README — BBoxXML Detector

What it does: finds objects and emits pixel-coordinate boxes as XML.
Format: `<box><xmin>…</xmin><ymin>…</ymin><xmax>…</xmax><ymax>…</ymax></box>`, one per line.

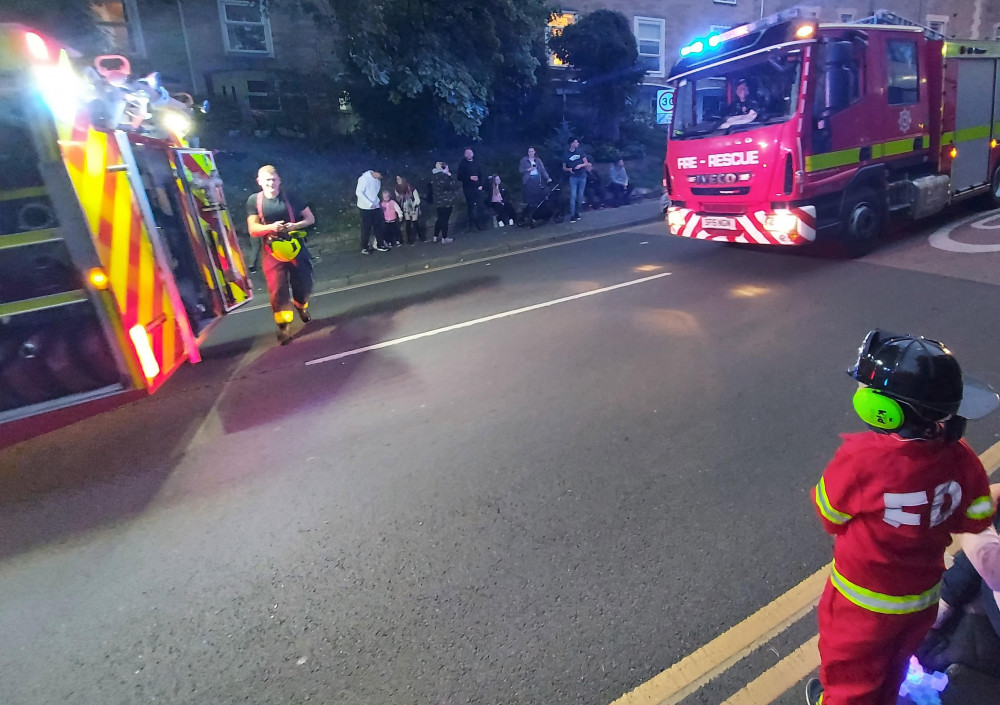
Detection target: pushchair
<box><xmin>517</xmin><ymin>182</ymin><xmax>565</xmax><ymax>228</ymax></box>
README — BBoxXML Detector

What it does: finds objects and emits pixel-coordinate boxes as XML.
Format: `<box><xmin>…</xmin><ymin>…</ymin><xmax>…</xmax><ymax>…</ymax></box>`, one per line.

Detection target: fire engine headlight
<box><xmin>764</xmin><ymin>213</ymin><xmax>798</xmax><ymax>233</ymax></box>
<box><xmin>667</xmin><ymin>209</ymin><xmax>686</xmax><ymax>234</ymax></box>
<box><xmin>161</xmin><ymin>109</ymin><xmax>192</xmax><ymax>137</ymax></box>
<box><xmin>35</xmin><ymin>50</ymin><xmax>84</xmax><ymax>124</ymax></box>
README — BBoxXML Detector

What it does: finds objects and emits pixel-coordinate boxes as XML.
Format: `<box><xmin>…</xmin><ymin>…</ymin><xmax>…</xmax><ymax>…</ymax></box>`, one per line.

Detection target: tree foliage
<box><xmin>0</xmin><ymin>0</ymin><xmax>99</xmax><ymax>48</ymax></box>
<box><xmin>326</xmin><ymin>0</ymin><xmax>550</xmax><ymax>144</ymax></box>
<box><xmin>3</xmin><ymin>0</ymin><xmax>554</xmax><ymax>146</ymax></box>
<box><xmin>548</xmin><ymin>9</ymin><xmax>644</xmax><ymax>142</ymax></box>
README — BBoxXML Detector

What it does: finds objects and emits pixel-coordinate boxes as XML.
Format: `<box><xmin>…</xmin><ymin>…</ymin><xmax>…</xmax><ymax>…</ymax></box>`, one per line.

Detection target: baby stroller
<box><xmin>517</xmin><ymin>182</ymin><xmax>565</xmax><ymax>228</ymax></box>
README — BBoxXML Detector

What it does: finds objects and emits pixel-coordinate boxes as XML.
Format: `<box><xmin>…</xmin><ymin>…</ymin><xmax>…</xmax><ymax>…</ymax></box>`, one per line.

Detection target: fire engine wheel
<box><xmin>841</xmin><ymin>188</ymin><xmax>884</xmax><ymax>258</ymax></box>
<box><xmin>984</xmin><ymin>166</ymin><xmax>1000</xmax><ymax>209</ymax></box>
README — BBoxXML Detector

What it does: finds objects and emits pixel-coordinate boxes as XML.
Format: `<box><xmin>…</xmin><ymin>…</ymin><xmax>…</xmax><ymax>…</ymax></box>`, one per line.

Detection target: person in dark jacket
<box><xmin>456</xmin><ymin>147</ymin><xmax>486</xmax><ymax>231</ymax></box>
<box><xmin>428</xmin><ymin>162</ymin><xmax>460</xmax><ymax>243</ymax></box>
<box><xmin>917</xmin><ymin>486</ymin><xmax>1000</xmax><ymax>680</ymax></box>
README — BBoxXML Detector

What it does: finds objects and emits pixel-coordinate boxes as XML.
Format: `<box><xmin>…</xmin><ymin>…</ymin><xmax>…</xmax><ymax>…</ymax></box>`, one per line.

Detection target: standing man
<box><xmin>357</xmin><ymin>168</ymin><xmax>387</xmax><ymax>254</ymax></box>
<box><xmin>246</xmin><ymin>165</ymin><xmax>315</xmax><ymax>345</ymax></box>
<box><xmin>456</xmin><ymin>147</ymin><xmax>485</xmax><ymax>232</ymax></box>
<box><xmin>562</xmin><ymin>138</ymin><xmax>590</xmax><ymax>223</ymax></box>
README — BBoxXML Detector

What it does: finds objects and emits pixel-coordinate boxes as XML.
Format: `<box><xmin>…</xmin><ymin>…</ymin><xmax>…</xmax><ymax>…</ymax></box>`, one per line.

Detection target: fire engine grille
<box><xmin>700</xmin><ymin>203</ymin><xmax>748</xmax><ymax>215</ymax></box>
<box><xmin>692</xmin><ymin>187</ymin><xmax>751</xmax><ymax>196</ymax></box>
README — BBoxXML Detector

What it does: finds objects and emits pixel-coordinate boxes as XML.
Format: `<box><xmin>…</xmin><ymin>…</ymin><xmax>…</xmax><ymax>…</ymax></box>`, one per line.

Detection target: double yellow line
<box><xmin>611</xmin><ymin>440</ymin><xmax>1000</xmax><ymax>705</ymax></box>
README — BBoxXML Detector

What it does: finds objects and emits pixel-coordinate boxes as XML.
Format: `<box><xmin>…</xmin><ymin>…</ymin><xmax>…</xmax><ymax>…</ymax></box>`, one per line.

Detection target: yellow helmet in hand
<box><xmin>268</xmin><ymin>237</ymin><xmax>301</xmax><ymax>263</ymax></box>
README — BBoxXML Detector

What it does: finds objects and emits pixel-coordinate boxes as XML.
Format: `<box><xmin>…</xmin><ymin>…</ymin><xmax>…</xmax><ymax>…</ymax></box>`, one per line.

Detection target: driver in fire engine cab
<box><xmin>246</xmin><ymin>165</ymin><xmax>316</xmax><ymax>345</ymax></box>
<box><xmin>720</xmin><ymin>78</ymin><xmax>758</xmax><ymax>128</ymax></box>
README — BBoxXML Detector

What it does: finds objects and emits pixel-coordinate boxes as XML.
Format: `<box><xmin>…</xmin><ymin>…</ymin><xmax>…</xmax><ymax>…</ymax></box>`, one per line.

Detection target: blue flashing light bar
<box><xmin>678</xmin><ymin>6</ymin><xmax>818</xmax><ymax>57</ymax></box>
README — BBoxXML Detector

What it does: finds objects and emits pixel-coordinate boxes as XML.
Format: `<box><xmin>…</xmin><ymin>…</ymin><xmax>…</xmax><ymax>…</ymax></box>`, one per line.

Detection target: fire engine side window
<box><xmin>886</xmin><ymin>40</ymin><xmax>919</xmax><ymax>105</ymax></box>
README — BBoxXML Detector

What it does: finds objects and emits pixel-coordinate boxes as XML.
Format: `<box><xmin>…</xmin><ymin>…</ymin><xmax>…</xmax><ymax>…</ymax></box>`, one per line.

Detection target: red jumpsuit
<box><xmin>812</xmin><ymin>432</ymin><xmax>995</xmax><ymax>705</ymax></box>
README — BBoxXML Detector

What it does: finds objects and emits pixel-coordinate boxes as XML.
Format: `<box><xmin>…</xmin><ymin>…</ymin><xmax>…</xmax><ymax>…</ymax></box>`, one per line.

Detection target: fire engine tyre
<box><xmin>983</xmin><ymin>166</ymin><xmax>1000</xmax><ymax>210</ymax></box>
<box><xmin>841</xmin><ymin>188</ymin><xmax>885</xmax><ymax>258</ymax></box>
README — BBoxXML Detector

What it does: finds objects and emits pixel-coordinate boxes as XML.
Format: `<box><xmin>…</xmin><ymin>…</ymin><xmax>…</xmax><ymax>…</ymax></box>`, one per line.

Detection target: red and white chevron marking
<box><xmin>667</xmin><ymin>206</ymin><xmax>817</xmax><ymax>246</ymax></box>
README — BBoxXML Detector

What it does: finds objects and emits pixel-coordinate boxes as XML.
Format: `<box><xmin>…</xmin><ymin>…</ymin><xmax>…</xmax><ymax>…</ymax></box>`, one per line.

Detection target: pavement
<box><xmin>282</xmin><ymin>197</ymin><xmax>666</xmax><ymax>289</ymax></box>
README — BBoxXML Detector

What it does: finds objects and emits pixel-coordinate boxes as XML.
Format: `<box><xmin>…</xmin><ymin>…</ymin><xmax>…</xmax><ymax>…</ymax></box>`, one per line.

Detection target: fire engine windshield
<box><xmin>670</xmin><ymin>50</ymin><xmax>802</xmax><ymax>140</ymax></box>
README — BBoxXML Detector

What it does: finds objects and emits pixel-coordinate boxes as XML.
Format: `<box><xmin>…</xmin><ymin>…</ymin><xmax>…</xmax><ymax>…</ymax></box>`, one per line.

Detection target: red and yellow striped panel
<box><xmin>59</xmin><ymin>123</ymin><xmax>187</xmax><ymax>391</ymax></box>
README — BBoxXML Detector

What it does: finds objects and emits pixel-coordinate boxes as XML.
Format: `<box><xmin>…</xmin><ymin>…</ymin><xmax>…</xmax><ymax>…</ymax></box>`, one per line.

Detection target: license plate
<box><xmin>702</xmin><ymin>216</ymin><xmax>736</xmax><ymax>230</ymax></box>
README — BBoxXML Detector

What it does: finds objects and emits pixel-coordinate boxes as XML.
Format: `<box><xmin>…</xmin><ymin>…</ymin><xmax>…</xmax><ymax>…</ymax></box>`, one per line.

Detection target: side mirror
<box><xmin>822</xmin><ymin>68</ymin><xmax>851</xmax><ymax>115</ymax></box>
<box><xmin>821</xmin><ymin>42</ymin><xmax>854</xmax><ymax>116</ymax></box>
<box><xmin>201</xmin><ymin>100</ymin><xmax>210</xmax><ymax>114</ymax></box>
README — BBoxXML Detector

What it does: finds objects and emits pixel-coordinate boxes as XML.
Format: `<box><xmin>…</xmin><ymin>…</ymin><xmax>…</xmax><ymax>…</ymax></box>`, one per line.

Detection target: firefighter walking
<box><xmin>246</xmin><ymin>165</ymin><xmax>315</xmax><ymax>344</ymax></box>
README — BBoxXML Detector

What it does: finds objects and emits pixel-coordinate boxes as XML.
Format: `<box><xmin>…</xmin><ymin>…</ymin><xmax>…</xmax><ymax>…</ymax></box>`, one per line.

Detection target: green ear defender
<box><xmin>853</xmin><ymin>387</ymin><xmax>905</xmax><ymax>430</ymax></box>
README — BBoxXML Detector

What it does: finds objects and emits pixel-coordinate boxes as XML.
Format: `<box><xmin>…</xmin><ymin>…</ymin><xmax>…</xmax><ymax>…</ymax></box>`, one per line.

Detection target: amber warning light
<box><xmin>88</xmin><ymin>268</ymin><xmax>110</xmax><ymax>290</ymax></box>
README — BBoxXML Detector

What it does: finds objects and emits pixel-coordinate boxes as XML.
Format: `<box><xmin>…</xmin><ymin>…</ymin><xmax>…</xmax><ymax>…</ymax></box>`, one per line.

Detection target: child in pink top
<box><xmin>380</xmin><ymin>190</ymin><xmax>403</xmax><ymax>248</ymax></box>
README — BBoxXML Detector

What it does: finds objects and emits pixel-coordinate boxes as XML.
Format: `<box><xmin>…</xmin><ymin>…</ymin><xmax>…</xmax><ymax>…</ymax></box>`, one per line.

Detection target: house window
<box><xmin>91</xmin><ymin>0</ymin><xmax>146</xmax><ymax>57</ymax></box>
<box><xmin>926</xmin><ymin>15</ymin><xmax>948</xmax><ymax>36</ymax></box>
<box><xmin>886</xmin><ymin>40</ymin><xmax>918</xmax><ymax>105</ymax></box>
<box><xmin>713</xmin><ymin>0</ymin><xmax>737</xmax><ymax>5</ymax></box>
<box><xmin>635</xmin><ymin>17</ymin><xmax>665</xmax><ymax>77</ymax></box>
<box><xmin>995</xmin><ymin>24</ymin><xmax>1000</xmax><ymax>41</ymax></box>
<box><xmin>219</xmin><ymin>0</ymin><xmax>273</xmax><ymax>55</ymax></box>
<box><xmin>547</xmin><ymin>12</ymin><xmax>575</xmax><ymax>67</ymax></box>
<box><xmin>838</xmin><ymin>9</ymin><xmax>856</xmax><ymax>23</ymax></box>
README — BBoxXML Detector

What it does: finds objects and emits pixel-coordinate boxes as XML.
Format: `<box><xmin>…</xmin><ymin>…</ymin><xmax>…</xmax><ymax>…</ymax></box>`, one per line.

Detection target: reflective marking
<box><xmin>0</xmin><ymin>290</ymin><xmax>88</xmax><ymax>317</ymax></box>
<box><xmin>719</xmin><ymin>635</ymin><xmax>820</xmax><ymax>705</ymax></box>
<box><xmin>305</xmin><ymin>273</ymin><xmax>672</xmax><ymax>367</ymax></box>
<box><xmin>609</xmin><ymin>568</ymin><xmax>829</xmax><ymax>705</ymax></box>
<box><xmin>235</xmin><ymin>221</ymin><xmax>660</xmax><ymax>314</ymax></box>
<box><xmin>928</xmin><ymin>210</ymin><xmax>1000</xmax><ymax>253</ymax></box>
<box><xmin>609</xmin><ymin>440</ymin><xmax>1000</xmax><ymax>705</ymax></box>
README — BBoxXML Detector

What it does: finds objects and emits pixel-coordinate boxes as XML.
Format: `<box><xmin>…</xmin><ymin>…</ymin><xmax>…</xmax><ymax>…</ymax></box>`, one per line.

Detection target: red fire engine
<box><xmin>664</xmin><ymin>10</ymin><xmax>1000</xmax><ymax>254</ymax></box>
<box><xmin>0</xmin><ymin>25</ymin><xmax>252</xmax><ymax>440</ymax></box>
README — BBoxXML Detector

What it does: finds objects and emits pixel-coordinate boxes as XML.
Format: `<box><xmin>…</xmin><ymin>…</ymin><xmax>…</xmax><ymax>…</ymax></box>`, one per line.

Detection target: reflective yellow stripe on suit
<box><xmin>831</xmin><ymin>562</ymin><xmax>940</xmax><ymax>615</ymax></box>
<box><xmin>814</xmin><ymin>477</ymin><xmax>852</xmax><ymax>525</ymax></box>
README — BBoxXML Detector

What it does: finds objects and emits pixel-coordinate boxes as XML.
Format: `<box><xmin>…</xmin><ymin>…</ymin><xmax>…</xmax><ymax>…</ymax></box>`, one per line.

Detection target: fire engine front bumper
<box><xmin>666</xmin><ymin>206</ymin><xmax>817</xmax><ymax>246</ymax></box>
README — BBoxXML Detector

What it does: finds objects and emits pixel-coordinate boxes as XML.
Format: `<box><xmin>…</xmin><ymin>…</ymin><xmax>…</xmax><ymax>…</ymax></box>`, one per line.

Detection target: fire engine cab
<box><xmin>664</xmin><ymin>10</ymin><xmax>1000</xmax><ymax>254</ymax></box>
<box><xmin>0</xmin><ymin>25</ymin><xmax>252</xmax><ymax>434</ymax></box>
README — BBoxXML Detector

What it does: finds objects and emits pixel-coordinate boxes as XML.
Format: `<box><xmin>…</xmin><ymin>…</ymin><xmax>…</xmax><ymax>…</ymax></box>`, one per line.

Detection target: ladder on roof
<box><xmin>851</xmin><ymin>9</ymin><xmax>945</xmax><ymax>40</ymax></box>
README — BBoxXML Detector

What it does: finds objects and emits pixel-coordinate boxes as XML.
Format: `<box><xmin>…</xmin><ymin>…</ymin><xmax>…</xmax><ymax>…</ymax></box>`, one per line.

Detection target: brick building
<box><xmin>55</xmin><ymin>0</ymin><xmax>346</xmax><ymax>135</ymax></box>
<box><xmin>18</xmin><ymin>1</ymin><xmax>1000</xmax><ymax>134</ymax></box>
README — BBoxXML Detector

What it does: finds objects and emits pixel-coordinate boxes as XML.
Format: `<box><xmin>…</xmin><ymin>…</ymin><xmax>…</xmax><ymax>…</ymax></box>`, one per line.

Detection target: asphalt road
<box><xmin>2</xmin><ymin>209</ymin><xmax>1000</xmax><ymax>705</ymax></box>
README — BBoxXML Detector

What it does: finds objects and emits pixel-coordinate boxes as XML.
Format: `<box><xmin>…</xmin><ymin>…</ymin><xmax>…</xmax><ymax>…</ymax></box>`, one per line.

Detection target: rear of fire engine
<box><xmin>664</xmin><ymin>10</ymin><xmax>1000</xmax><ymax>255</ymax></box>
<box><xmin>0</xmin><ymin>25</ymin><xmax>252</xmax><ymax>437</ymax></box>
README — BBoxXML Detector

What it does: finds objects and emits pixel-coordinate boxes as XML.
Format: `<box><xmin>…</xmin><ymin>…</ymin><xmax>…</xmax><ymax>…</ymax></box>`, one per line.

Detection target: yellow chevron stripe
<box><xmin>109</xmin><ymin>171</ymin><xmax>132</xmax><ymax>315</ymax></box>
<box><xmin>82</xmin><ymin>131</ymin><xmax>107</xmax><ymax>234</ymax></box>
<box><xmin>162</xmin><ymin>292</ymin><xmax>176</xmax><ymax>368</ymax></box>
<box><xmin>138</xmin><ymin>230</ymin><xmax>155</xmax><ymax>330</ymax></box>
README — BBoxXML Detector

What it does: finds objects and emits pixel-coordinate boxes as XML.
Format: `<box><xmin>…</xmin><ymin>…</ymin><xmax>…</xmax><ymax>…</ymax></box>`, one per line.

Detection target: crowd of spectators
<box><xmin>352</xmin><ymin>140</ymin><xmax>637</xmax><ymax>255</ymax></box>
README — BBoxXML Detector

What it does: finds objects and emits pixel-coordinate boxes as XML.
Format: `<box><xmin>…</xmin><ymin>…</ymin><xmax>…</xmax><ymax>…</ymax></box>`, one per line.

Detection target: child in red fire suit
<box><xmin>806</xmin><ymin>329</ymin><xmax>999</xmax><ymax>705</ymax></box>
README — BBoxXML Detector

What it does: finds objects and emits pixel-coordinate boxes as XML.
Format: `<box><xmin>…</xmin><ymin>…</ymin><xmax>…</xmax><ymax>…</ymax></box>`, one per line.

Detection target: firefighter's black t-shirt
<box><xmin>245</xmin><ymin>191</ymin><xmax>309</xmax><ymax>228</ymax></box>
